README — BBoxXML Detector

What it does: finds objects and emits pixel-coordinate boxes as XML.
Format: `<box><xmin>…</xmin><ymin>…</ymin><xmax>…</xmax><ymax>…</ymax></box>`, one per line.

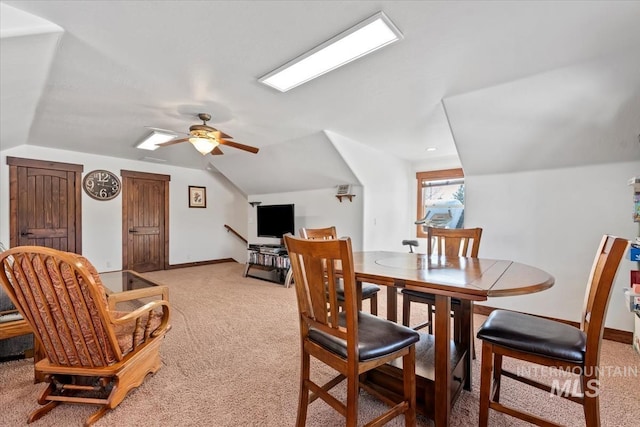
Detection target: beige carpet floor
<box><xmin>1</xmin><ymin>262</ymin><xmax>639</xmax><ymax>426</ymax></box>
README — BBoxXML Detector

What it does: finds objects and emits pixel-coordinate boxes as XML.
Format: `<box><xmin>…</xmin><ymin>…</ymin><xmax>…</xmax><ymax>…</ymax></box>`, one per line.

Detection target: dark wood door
<box><xmin>7</xmin><ymin>157</ymin><xmax>83</xmax><ymax>252</ymax></box>
<box><xmin>121</xmin><ymin>170</ymin><xmax>170</xmax><ymax>272</ymax></box>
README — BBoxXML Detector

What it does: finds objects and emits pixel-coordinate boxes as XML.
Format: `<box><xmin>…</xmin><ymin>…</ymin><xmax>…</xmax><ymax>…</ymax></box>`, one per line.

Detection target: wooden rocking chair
<box><xmin>0</xmin><ymin>246</ymin><xmax>171</xmax><ymax>426</ymax></box>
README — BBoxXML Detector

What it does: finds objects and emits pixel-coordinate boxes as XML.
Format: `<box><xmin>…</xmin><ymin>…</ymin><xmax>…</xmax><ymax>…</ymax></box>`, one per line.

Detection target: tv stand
<box><xmin>244</xmin><ymin>244</ymin><xmax>290</xmax><ymax>285</ymax></box>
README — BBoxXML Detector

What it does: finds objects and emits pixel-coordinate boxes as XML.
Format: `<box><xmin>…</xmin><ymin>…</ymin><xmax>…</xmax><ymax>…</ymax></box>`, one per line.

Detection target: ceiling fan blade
<box><xmin>210</xmin><ymin>146</ymin><xmax>224</xmax><ymax>155</ymax></box>
<box><xmin>156</xmin><ymin>137</ymin><xmax>190</xmax><ymax>147</ymax></box>
<box><xmin>218</xmin><ymin>138</ymin><xmax>259</xmax><ymax>154</ymax></box>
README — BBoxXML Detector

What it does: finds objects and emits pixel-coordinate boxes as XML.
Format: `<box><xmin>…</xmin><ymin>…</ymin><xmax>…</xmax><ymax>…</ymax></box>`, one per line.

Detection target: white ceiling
<box><xmin>1</xmin><ymin>1</ymin><xmax>639</xmax><ymax>195</ymax></box>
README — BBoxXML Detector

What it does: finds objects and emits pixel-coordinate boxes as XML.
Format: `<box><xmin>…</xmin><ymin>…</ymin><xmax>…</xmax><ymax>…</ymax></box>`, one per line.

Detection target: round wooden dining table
<box><xmin>350</xmin><ymin>251</ymin><xmax>554</xmax><ymax>427</ymax></box>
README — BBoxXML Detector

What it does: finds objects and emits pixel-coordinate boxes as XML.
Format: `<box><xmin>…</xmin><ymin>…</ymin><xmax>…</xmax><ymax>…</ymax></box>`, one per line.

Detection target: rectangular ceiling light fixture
<box><xmin>259</xmin><ymin>11</ymin><xmax>403</xmax><ymax>92</ymax></box>
<box><xmin>136</xmin><ymin>129</ymin><xmax>177</xmax><ymax>150</ymax></box>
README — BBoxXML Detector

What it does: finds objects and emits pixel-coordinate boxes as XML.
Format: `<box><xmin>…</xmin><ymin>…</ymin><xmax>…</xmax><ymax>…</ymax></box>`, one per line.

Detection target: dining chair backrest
<box><xmin>427</xmin><ymin>227</ymin><xmax>483</xmax><ymax>258</ymax></box>
<box><xmin>285</xmin><ymin>235</ymin><xmax>359</xmax><ymax>355</ymax></box>
<box><xmin>298</xmin><ymin>226</ymin><xmax>380</xmax><ymax>316</ymax></box>
<box><xmin>299</xmin><ymin>226</ymin><xmax>337</xmax><ymax>240</ymax></box>
<box><xmin>581</xmin><ymin>235</ymin><xmax>629</xmax><ymax>367</ymax></box>
<box><xmin>298</xmin><ymin>227</ymin><xmax>337</xmax><ymax>274</ymax></box>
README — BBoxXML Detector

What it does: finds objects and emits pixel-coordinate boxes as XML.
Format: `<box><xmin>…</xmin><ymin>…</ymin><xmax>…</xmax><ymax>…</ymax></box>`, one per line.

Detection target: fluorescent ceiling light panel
<box><xmin>259</xmin><ymin>11</ymin><xmax>403</xmax><ymax>92</ymax></box>
<box><xmin>136</xmin><ymin>130</ymin><xmax>177</xmax><ymax>151</ymax></box>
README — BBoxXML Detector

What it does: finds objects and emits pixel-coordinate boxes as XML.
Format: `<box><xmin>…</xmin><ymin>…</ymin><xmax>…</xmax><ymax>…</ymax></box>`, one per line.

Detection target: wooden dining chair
<box><xmin>299</xmin><ymin>226</ymin><xmax>381</xmax><ymax>315</ymax></box>
<box><xmin>0</xmin><ymin>246</ymin><xmax>171</xmax><ymax>426</ymax></box>
<box><xmin>477</xmin><ymin>235</ymin><xmax>628</xmax><ymax>427</ymax></box>
<box><xmin>284</xmin><ymin>234</ymin><xmax>419</xmax><ymax>426</ymax></box>
<box><xmin>401</xmin><ymin>227</ymin><xmax>483</xmax><ymax>333</ymax></box>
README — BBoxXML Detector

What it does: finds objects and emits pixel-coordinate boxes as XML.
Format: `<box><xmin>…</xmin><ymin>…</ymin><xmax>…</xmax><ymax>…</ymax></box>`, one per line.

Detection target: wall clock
<box><xmin>83</xmin><ymin>169</ymin><xmax>121</xmax><ymax>201</ymax></box>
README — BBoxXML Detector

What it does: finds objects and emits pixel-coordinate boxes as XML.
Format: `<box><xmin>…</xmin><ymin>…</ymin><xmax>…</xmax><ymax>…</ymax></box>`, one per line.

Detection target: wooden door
<box><xmin>121</xmin><ymin>170</ymin><xmax>170</xmax><ymax>272</ymax></box>
<box><xmin>7</xmin><ymin>157</ymin><xmax>83</xmax><ymax>252</ymax></box>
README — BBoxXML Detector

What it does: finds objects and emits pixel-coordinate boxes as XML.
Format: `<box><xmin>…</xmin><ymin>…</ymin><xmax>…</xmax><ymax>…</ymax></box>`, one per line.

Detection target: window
<box><xmin>415</xmin><ymin>168</ymin><xmax>464</xmax><ymax>237</ymax></box>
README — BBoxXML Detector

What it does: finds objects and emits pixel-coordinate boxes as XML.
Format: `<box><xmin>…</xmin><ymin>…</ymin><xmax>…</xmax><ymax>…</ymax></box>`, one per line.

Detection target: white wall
<box><xmin>247</xmin><ymin>187</ymin><xmax>364</xmax><ymax>251</ymax></box>
<box><xmin>466</xmin><ymin>161</ymin><xmax>639</xmax><ymax>331</ymax></box>
<box><xmin>0</xmin><ymin>145</ymin><xmax>248</xmax><ymax>271</ymax></box>
<box><xmin>327</xmin><ymin>131</ymin><xmax>415</xmax><ymax>252</ymax></box>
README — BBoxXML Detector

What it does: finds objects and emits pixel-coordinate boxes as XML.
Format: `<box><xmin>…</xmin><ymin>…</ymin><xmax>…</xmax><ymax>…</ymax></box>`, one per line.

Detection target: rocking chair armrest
<box><xmin>0</xmin><ymin>317</ymin><xmax>32</xmax><ymax>339</ymax></box>
<box><xmin>107</xmin><ymin>285</ymin><xmax>169</xmax><ymax>310</ymax></box>
<box><xmin>109</xmin><ymin>300</ymin><xmax>171</xmax><ymax>335</ymax></box>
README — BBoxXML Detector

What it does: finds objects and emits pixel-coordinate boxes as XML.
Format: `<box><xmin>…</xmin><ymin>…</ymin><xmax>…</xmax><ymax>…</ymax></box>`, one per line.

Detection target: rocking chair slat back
<box><xmin>1</xmin><ymin>248</ymin><xmax>120</xmax><ymax>367</ymax></box>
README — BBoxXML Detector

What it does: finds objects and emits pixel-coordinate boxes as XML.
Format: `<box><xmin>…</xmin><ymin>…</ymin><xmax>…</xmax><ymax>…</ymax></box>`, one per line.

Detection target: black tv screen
<box><xmin>257</xmin><ymin>204</ymin><xmax>295</xmax><ymax>238</ymax></box>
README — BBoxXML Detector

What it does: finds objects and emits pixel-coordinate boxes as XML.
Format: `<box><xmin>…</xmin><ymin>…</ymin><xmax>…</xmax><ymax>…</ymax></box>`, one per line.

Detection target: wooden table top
<box><xmin>352</xmin><ymin>251</ymin><xmax>554</xmax><ymax>301</ymax></box>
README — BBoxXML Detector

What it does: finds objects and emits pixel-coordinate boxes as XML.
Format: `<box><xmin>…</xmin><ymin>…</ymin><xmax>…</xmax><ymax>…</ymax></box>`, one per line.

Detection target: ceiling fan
<box><xmin>156</xmin><ymin>113</ymin><xmax>259</xmax><ymax>156</ymax></box>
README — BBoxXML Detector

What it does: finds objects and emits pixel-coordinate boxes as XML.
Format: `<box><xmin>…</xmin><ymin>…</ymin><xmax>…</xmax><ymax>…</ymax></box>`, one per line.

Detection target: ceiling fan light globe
<box><xmin>189</xmin><ymin>137</ymin><xmax>218</xmax><ymax>155</ymax></box>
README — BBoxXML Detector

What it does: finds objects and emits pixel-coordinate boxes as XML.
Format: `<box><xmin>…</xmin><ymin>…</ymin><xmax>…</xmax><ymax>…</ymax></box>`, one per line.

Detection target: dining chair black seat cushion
<box><xmin>400</xmin><ymin>289</ymin><xmax>462</xmax><ymax>305</ymax></box>
<box><xmin>309</xmin><ymin>311</ymin><xmax>420</xmax><ymax>361</ymax></box>
<box><xmin>477</xmin><ymin>310</ymin><xmax>586</xmax><ymax>364</ymax></box>
<box><xmin>336</xmin><ymin>283</ymin><xmax>380</xmax><ymax>301</ymax></box>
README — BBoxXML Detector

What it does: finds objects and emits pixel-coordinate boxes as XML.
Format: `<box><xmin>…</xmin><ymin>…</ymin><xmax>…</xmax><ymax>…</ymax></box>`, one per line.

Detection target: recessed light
<box><xmin>426</xmin><ymin>147</ymin><xmax>437</xmax><ymax>152</ymax></box>
<box><xmin>259</xmin><ymin>11</ymin><xmax>403</xmax><ymax>92</ymax></box>
<box><xmin>136</xmin><ymin>130</ymin><xmax>177</xmax><ymax>151</ymax></box>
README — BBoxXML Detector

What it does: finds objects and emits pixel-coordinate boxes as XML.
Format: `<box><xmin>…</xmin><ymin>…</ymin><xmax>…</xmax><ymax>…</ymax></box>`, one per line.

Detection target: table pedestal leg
<box><xmin>456</xmin><ymin>299</ymin><xmax>473</xmax><ymax>391</ymax></box>
<box><xmin>386</xmin><ymin>286</ymin><xmax>397</xmax><ymax>322</ymax></box>
<box><xmin>434</xmin><ymin>294</ymin><xmax>451</xmax><ymax>427</ymax></box>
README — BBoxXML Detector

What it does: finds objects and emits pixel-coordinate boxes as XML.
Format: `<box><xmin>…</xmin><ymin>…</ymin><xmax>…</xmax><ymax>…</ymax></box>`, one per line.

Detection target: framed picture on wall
<box><xmin>189</xmin><ymin>186</ymin><xmax>206</xmax><ymax>208</ymax></box>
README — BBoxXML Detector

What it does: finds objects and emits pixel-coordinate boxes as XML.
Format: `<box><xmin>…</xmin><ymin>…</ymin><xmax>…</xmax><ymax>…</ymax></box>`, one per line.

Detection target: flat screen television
<box><xmin>256</xmin><ymin>204</ymin><xmax>295</xmax><ymax>238</ymax></box>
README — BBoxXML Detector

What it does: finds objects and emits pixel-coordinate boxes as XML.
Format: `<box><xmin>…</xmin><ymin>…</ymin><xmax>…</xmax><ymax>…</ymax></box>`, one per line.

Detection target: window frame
<box><xmin>415</xmin><ymin>168</ymin><xmax>464</xmax><ymax>238</ymax></box>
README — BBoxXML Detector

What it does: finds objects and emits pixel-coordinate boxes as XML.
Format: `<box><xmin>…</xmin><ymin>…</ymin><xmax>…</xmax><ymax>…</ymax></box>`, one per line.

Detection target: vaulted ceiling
<box><xmin>1</xmin><ymin>1</ymin><xmax>639</xmax><ymax>195</ymax></box>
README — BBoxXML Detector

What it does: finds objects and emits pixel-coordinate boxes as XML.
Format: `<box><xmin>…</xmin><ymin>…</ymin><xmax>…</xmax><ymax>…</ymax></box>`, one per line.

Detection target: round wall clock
<box><xmin>83</xmin><ymin>169</ymin><xmax>121</xmax><ymax>201</ymax></box>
